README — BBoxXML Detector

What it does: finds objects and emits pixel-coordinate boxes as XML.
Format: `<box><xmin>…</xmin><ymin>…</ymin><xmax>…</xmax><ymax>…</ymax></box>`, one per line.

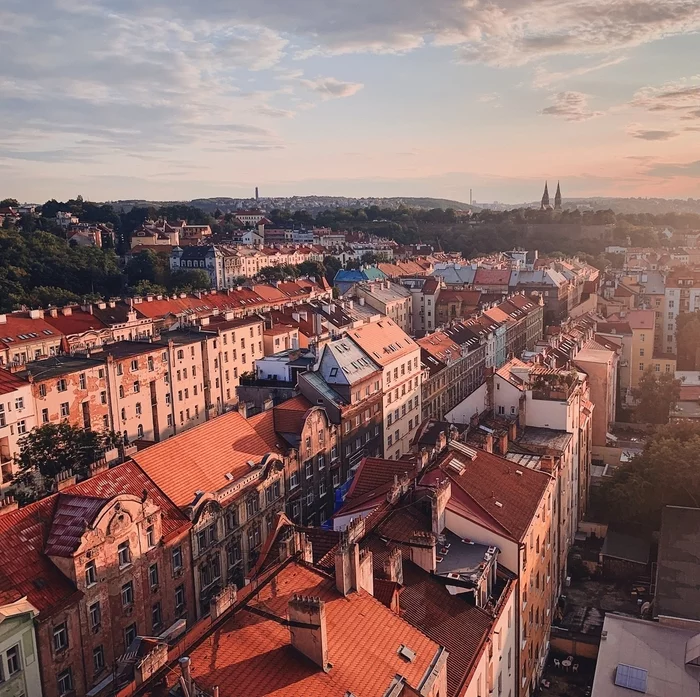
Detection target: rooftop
<box><xmin>591</xmin><ymin>614</ymin><xmax>700</xmax><ymax>697</ymax></box>
<box><xmin>656</xmin><ymin>506</ymin><xmax>700</xmax><ymax>623</ymax></box>
<box><xmin>0</xmin><ymin>368</ymin><xmax>30</xmax><ymax>395</ymax></box>
<box><xmin>17</xmin><ymin>355</ymin><xmax>106</xmax><ymax>381</ymax></box>
<box><xmin>161</xmin><ymin>561</ymin><xmax>442</xmax><ymax>697</ymax></box>
<box><xmin>346</xmin><ymin>318</ymin><xmax>417</xmax><ymax>368</ymax></box>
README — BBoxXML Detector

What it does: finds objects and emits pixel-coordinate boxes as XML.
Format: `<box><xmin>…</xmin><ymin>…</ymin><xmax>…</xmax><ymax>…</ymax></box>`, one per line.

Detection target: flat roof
<box><xmin>591</xmin><ymin>614</ymin><xmax>700</xmax><ymax>697</ymax></box>
<box><xmin>18</xmin><ymin>355</ymin><xmax>106</xmax><ymax>380</ymax></box>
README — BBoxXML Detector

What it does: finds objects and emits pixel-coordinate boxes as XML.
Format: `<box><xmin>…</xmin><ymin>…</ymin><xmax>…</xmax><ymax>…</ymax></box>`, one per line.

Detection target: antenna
<box><xmin>469</xmin><ymin>189</ymin><xmax>473</xmax><ymax>206</ymax></box>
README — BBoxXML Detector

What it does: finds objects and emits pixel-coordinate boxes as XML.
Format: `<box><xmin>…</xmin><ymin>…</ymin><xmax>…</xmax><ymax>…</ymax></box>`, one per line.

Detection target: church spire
<box><xmin>541</xmin><ymin>181</ymin><xmax>550</xmax><ymax>210</ymax></box>
<box><xmin>554</xmin><ymin>181</ymin><xmax>562</xmax><ymax>210</ymax></box>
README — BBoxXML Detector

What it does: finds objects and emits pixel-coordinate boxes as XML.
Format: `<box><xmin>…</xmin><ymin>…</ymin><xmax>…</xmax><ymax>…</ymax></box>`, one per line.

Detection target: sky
<box><xmin>1</xmin><ymin>0</ymin><xmax>700</xmax><ymax>204</ymax></box>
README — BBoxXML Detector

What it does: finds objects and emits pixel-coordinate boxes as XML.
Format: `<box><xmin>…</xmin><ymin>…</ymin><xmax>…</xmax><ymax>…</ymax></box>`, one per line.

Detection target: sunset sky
<box><xmin>2</xmin><ymin>0</ymin><xmax>700</xmax><ymax>204</ymax></box>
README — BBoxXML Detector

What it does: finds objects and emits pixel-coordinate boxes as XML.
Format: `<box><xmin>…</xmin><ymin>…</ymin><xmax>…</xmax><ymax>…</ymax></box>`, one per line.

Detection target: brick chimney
<box><xmin>430</xmin><ymin>479</ymin><xmax>452</xmax><ymax>536</ymax></box>
<box><xmin>0</xmin><ymin>496</ymin><xmax>19</xmax><ymax>516</ymax></box>
<box><xmin>540</xmin><ymin>455</ymin><xmax>556</xmax><ymax>473</ymax></box>
<box><xmin>409</xmin><ymin>532</ymin><xmax>437</xmax><ymax>573</ymax></box>
<box><xmin>346</xmin><ymin>515</ymin><xmax>366</xmax><ymax>545</ymax></box>
<box><xmin>56</xmin><ymin>469</ymin><xmax>77</xmax><ymax>491</ymax></box>
<box><xmin>210</xmin><ymin>585</ymin><xmax>237</xmax><ymax>620</ymax></box>
<box><xmin>509</xmin><ymin>419</ymin><xmax>518</xmax><ymax>443</ymax></box>
<box><xmin>484</xmin><ymin>432</ymin><xmax>494</xmax><ymax>453</ymax></box>
<box><xmin>382</xmin><ymin>546</ymin><xmax>403</xmax><ymax>585</ymax></box>
<box><xmin>498</xmin><ymin>432</ymin><xmax>509</xmax><ymax>456</ymax></box>
<box><xmin>288</xmin><ymin>595</ymin><xmax>329</xmax><ymax>671</ymax></box>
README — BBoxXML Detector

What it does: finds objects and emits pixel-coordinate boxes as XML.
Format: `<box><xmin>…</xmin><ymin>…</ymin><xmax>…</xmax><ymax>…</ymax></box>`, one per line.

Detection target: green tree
<box><xmin>322</xmin><ymin>256</ymin><xmax>342</xmax><ymax>284</ymax></box>
<box><xmin>10</xmin><ymin>424</ymin><xmax>121</xmax><ymax>505</ymax></box>
<box><xmin>298</xmin><ymin>260</ymin><xmax>326</xmax><ymax>279</ymax></box>
<box><xmin>601</xmin><ymin>422</ymin><xmax>700</xmax><ymax>529</ymax></box>
<box><xmin>169</xmin><ymin>269</ymin><xmax>211</xmax><ymax>293</ymax></box>
<box><xmin>632</xmin><ymin>367</ymin><xmax>681</xmax><ymax>424</ymax></box>
<box><xmin>0</xmin><ymin>198</ymin><xmax>19</xmax><ymax>208</ymax></box>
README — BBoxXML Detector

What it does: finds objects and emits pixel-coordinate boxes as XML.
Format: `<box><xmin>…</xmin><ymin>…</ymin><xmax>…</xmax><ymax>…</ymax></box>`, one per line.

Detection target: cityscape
<box><xmin>2</xmin><ymin>0</ymin><xmax>700</xmax><ymax>695</ymax></box>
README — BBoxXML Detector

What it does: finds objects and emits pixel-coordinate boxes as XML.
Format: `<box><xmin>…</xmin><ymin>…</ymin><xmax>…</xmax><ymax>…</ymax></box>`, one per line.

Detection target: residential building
<box><xmin>0</xmin><ymin>311</ymin><xmax>63</xmax><ymax>367</ymax></box>
<box><xmin>591</xmin><ymin>614</ymin><xmax>700</xmax><ymax>697</ymax></box>
<box><xmin>249</xmin><ymin>396</ymin><xmax>339</xmax><ymax>527</ymax></box>
<box><xmin>333</xmin><ymin>267</ymin><xmax>386</xmax><ymax>294</ymax></box>
<box><xmin>170</xmin><ymin>246</ymin><xmax>222</xmax><ymax>289</ymax></box>
<box><xmin>434</xmin><ymin>288</ymin><xmax>481</xmax><ymax>327</ymax></box>
<box><xmin>346</xmin><ymin>318</ymin><xmax>422</xmax><ymax>459</ymax></box>
<box><xmin>0</xmin><ymin>460</ymin><xmax>195</xmax><ymax>697</ymax></box>
<box><xmin>347</xmin><ymin>281</ymin><xmax>413</xmax><ymax>333</ymax></box>
<box><xmin>234</xmin><ymin>209</ymin><xmax>266</xmax><ymax>226</ymax></box>
<box><xmin>398</xmin><ymin>276</ymin><xmax>443</xmax><ymax>333</ymax></box>
<box><xmin>298</xmin><ymin>337</ymin><xmax>383</xmax><ymax>483</ymax></box>
<box><xmin>262</xmin><ymin>322</ymin><xmax>299</xmax><ymax>355</ymax></box>
<box><xmin>197</xmin><ymin>315</ymin><xmax>264</xmax><ymax>415</ymax></box>
<box><xmin>0</xmin><ymin>370</ymin><xmax>36</xmax><ymax>487</ymax></box>
<box><xmin>663</xmin><ymin>269</ymin><xmax>700</xmax><ymax>355</ymax></box>
<box><xmin>512</xmin><ymin>268</ymin><xmax>569</xmax><ymax>326</ymax></box>
<box><xmin>422</xmin><ymin>442</ymin><xmax>556</xmax><ymax>697</ymax></box>
<box><xmin>0</xmin><ymin>597</ymin><xmax>42</xmax><ymax>697</ymax></box>
<box><xmin>131</xmin><ymin>410</ymin><xmax>288</xmax><ymax>617</ymax></box>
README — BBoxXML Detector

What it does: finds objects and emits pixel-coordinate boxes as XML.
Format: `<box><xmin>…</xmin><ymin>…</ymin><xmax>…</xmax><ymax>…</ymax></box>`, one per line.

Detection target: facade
<box><xmin>398</xmin><ymin>276</ymin><xmax>442</xmax><ymax>333</ymax></box>
<box><xmin>423</xmin><ymin>442</ymin><xmax>556</xmax><ymax>697</ymax></box>
<box><xmin>663</xmin><ymin>270</ymin><xmax>700</xmax><ymax>355</ymax></box>
<box><xmin>434</xmin><ymin>289</ymin><xmax>481</xmax><ymax>326</ymax></box>
<box><xmin>0</xmin><ymin>597</ymin><xmax>42</xmax><ymax>697</ymax></box>
<box><xmin>298</xmin><ymin>337</ymin><xmax>384</xmax><ymax>481</ymax></box>
<box><xmin>0</xmin><ymin>371</ymin><xmax>36</xmax><ymax>488</ymax></box>
<box><xmin>131</xmin><ymin>410</ymin><xmax>289</xmax><ymax>617</ymax></box>
<box><xmin>0</xmin><ymin>311</ymin><xmax>63</xmax><ymax>367</ymax></box>
<box><xmin>0</xmin><ymin>461</ymin><xmax>195</xmax><ymax>697</ymax></box>
<box><xmin>346</xmin><ymin>318</ymin><xmax>422</xmax><ymax>459</ymax></box>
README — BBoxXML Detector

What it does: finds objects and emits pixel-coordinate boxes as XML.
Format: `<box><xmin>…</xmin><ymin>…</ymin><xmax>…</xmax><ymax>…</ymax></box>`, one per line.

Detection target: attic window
<box><xmin>398</xmin><ymin>644</ymin><xmax>416</xmax><ymax>663</ymax></box>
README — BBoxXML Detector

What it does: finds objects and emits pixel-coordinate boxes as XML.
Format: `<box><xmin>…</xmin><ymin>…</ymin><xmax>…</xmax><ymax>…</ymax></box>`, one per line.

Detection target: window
<box><xmin>57</xmin><ymin>378</ymin><xmax>67</xmax><ymax>392</ymax></box>
<box><xmin>42</xmin><ymin>407</ymin><xmax>49</xmax><ymax>424</ymax></box>
<box><xmin>122</xmin><ymin>581</ymin><xmax>134</xmax><ymax>606</ymax></box>
<box><xmin>58</xmin><ymin>668</ymin><xmax>73</xmax><ymax>695</ymax></box>
<box><xmin>290</xmin><ymin>469</ymin><xmax>299</xmax><ymax>489</ymax></box>
<box><xmin>343</xmin><ymin>421</ymin><xmax>350</xmax><ymax>434</ymax></box>
<box><xmin>152</xmin><ymin>602</ymin><xmax>162</xmax><ymax>628</ymax></box>
<box><xmin>89</xmin><ymin>601</ymin><xmax>101</xmax><ymax>628</ymax></box>
<box><xmin>93</xmin><ymin>645</ymin><xmax>105</xmax><ymax>673</ymax></box>
<box><xmin>175</xmin><ymin>584</ymin><xmax>185</xmax><ymax>610</ymax></box>
<box><xmin>177</xmin><ymin>349</ymin><xmax>184</xmax><ymax>360</ymax></box>
<box><xmin>388</xmin><ymin>434</ymin><xmax>393</xmax><ymax>447</ymax></box>
<box><xmin>6</xmin><ymin>644</ymin><xmax>20</xmax><ymax>675</ymax></box>
<box><xmin>130</xmin><ymin>359</ymin><xmax>139</xmax><ymax>371</ymax></box>
<box><xmin>149</xmin><ymin>563</ymin><xmax>159</xmax><ymax>588</ymax></box>
<box><xmin>639</xmin><ymin>348</ymin><xmax>645</xmax><ymax>357</ymax></box>
<box><xmin>305</xmin><ymin>461</ymin><xmax>313</xmax><ymax>479</ymax></box>
<box><xmin>148</xmin><ymin>356</ymin><xmax>154</xmax><ymax>371</ymax></box>
<box><xmin>137</xmin><ymin>424</ymin><xmax>144</xmax><ymax>438</ymax></box>
<box><xmin>172</xmin><ymin>546</ymin><xmax>183</xmax><ymax>572</ymax></box>
<box><xmin>38</xmin><ymin>383</ymin><xmax>47</xmax><ymax>397</ymax></box>
<box><xmin>53</xmin><ymin>622</ymin><xmax>68</xmax><ymax>651</ymax></box>
<box><xmin>124</xmin><ymin>623</ymin><xmax>137</xmax><ymax>647</ymax></box>
<box><xmin>319</xmin><ymin>480</ymin><xmax>326</xmax><ymax>497</ymax></box>
<box><xmin>118</xmin><ymin>541</ymin><xmax>131</xmax><ymax>567</ymax></box>
<box><xmin>639</xmin><ymin>362</ymin><xmax>644</xmax><ymax>372</ymax></box>
<box><xmin>60</xmin><ymin>402</ymin><xmax>69</xmax><ymax>418</ymax></box>
<box><xmin>133</xmin><ymin>381</ymin><xmax>140</xmax><ymax>393</ymax></box>
<box><xmin>119</xmin><ymin>385</ymin><xmax>125</xmax><ymax>399</ymax></box>
<box><xmin>306</xmin><ymin>490</ymin><xmax>314</xmax><ymax>506</ymax></box>
<box><xmin>85</xmin><ymin>560</ymin><xmax>97</xmax><ymax>586</ymax></box>
<box><xmin>135</xmin><ymin>402</ymin><xmax>142</xmax><ymax>416</ymax></box>
<box><xmin>318</xmin><ymin>455</ymin><xmax>325</xmax><ymax>469</ymax></box>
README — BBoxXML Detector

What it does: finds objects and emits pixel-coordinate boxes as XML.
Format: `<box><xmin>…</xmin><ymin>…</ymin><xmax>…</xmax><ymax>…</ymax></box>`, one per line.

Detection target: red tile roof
<box><xmin>607</xmin><ymin>309</ymin><xmax>655</xmax><ymax>331</ymax></box>
<box><xmin>273</xmin><ymin>395</ymin><xmax>313</xmax><ymax>433</ymax></box>
<box><xmin>0</xmin><ymin>312</ymin><xmax>62</xmax><ymax>347</ymax></box>
<box><xmin>0</xmin><ymin>369</ymin><xmax>29</xmax><ymax>395</ymax></box>
<box><xmin>679</xmin><ymin>385</ymin><xmax>700</xmax><ymax>402</ymax></box>
<box><xmin>346</xmin><ymin>458</ymin><xmax>415</xmax><ymax>501</ymax></box>
<box><xmin>45</xmin><ymin>495</ymin><xmax>108</xmax><ymax>557</ymax></box>
<box><xmin>248</xmin><ymin>410</ymin><xmax>288</xmax><ymax>453</ymax></box>
<box><xmin>346</xmin><ymin>319</ymin><xmax>417</xmax><ymax>368</ymax></box>
<box><xmin>131</xmin><ymin>411</ymin><xmax>279</xmax><ymax>507</ymax></box>
<box><xmin>43</xmin><ymin>309</ymin><xmax>108</xmax><ymax>336</ymax></box>
<box><xmin>474</xmin><ymin>268</ymin><xmax>511</xmax><ymax>285</ymax></box>
<box><xmin>169</xmin><ymin>562</ymin><xmax>441</xmax><ymax>697</ymax></box>
<box><xmin>424</xmin><ymin>446</ymin><xmax>552</xmax><ymax>542</ymax></box>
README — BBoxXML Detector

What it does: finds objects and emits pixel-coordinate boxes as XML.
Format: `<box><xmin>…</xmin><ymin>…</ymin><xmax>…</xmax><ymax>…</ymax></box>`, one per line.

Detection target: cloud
<box><xmin>532</xmin><ymin>56</ymin><xmax>628</xmax><ymax>89</ymax></box>
<box><xmin>631</xmin><ymin>76</ymin><xmax>700</xmax><ymax>126</ymax></box>
<box><xmin>626</xmin><ymin>124</ymin><xmax>680</xmax><ymax>140</ymax></box>
<box><xmin>646</xmin><ymin>160</ymin><xmax>700</xmax><ymax>178</ymax></box>
<box><xmin>540</xmin><ymin>92</ymin><xmax>603</xmax><ymax>121</ymax></box>
<box><xmin>299</xmin><ymin>76</ymin><xmax>364</xmax><ymax>99</ymax></box>
<box><xmin>477</xmin><ymin>92</ymin><xmax>500</xmax><ymax>104</ymax></box>
<box><xmin>255</xmin><ymin>104</ymin><xmax>296</xmax><ymax>118</ymax></box>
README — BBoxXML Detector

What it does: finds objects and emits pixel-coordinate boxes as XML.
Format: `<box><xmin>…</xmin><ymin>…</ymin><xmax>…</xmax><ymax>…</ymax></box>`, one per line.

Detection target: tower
<box><xmin>554</xmin><ymin>181</ymin><xmax>562</xmax><ymax>210</ymax></box>
<box><xmin>540</xmin><ymin>181</ymin><xmax>550</xmax><ymax>210</ymax></box>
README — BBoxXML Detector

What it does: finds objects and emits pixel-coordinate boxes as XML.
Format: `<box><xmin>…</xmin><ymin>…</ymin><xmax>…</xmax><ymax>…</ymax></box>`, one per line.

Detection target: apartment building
<box><xmin>346</xmin><ymin>318</ymin><xmax>421</xmax><ymax>459</ymax></box>
<box><xmin>423</xmin><ymin>441</ymin><xmax>556</xmax><ymax>697</ymax></box>
<box><xmin>0</xmin><ymin>370</ymin><xmax>36</xmax><ymax>487</ymax></box>
<box><xmin>663</xmin><ymin>270</ymin><xmax>700</xmax><ymax>355</ymax></box>
<box><xmin>0</xmin><ymin>311</ymin><xmax>62</xmax><ymax>366</ymax></box>
<box><xmin>0</xmin><ymin>597</ymin><xmax>42</xmax><ymax>697</ymax></box>
<box><xmin>249</xmin><ymin>396</ymin><xmax>339</xmax><ymax>527</ymax></box>
<box><xmin>398</xmin><ymin>276</ymin><xmax>442</xmax><ymax>333</ymax></box>
<box><xmin>347</xmin><ymin>281</ymin><xmax>413</xmax><ymax>334</ymax></box>
<box><xmin>298</xmin><ymin>337</ymin><xmax>384</xmax><ymax>481</ymax></box>
<box><xmin>0</xmin><ymin>460</ymin><xmax>195</xmax><ymax>697</ymax></box>
<box><xmin>434</xmin><ymin>288</ymin><xmax>481</xmax><ymax>326</ymax></box>
<box><xmin>131</xmin><ymin>411</ymin><xmax>288</xmax><ymax>617</ymax></box>
<box><xmin>19</xmin><ymin>356</ymin><xmax>111</xmax><ymax>432</ymax></box>
<box><xmin>197</xmin><ymin>314</ymin><xmax>265</xmax><ymax>415</ymax></box>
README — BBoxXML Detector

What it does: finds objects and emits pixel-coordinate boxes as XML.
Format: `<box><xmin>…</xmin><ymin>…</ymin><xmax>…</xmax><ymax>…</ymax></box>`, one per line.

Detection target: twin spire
<box><xmin>541</xmin><ymin>181</ymin><xmax>562</xmax><ymax>211</ymax></box>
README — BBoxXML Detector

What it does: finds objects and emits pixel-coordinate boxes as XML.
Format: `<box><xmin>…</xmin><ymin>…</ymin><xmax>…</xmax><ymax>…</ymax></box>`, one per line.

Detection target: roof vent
<box><xmin>398</xmin><ymin>644</ymin><xmax>416</xmax><ymax>663</ymax></box>
<box><xmin>247</xmin><ymin>460</ymin><xmax>257</xmax><ymax>468</ymax></box>
<box><xmin>224</xmin><ymin>472</ymin><xmax>234</xmax><ymax>481</ymax></box>
<box><xmin>515</xmin><ymin>469</ymin><xmax>523</xmax><ymax>476</ymax></box>
<box><xmin>494</xmin><ymin>501</ymin><xmax>503</xmax><ymax>508</ymax></box>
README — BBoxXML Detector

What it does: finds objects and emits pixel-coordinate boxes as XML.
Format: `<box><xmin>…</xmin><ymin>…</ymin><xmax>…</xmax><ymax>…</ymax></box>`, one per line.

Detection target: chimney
<box><xmin>210</xmin><ymin>585</ymin><xmax>237</xmax><ymax>620</ymax></box>
<box><xmin>288</xmin><ymin>595</ymin><xmax>329</xmax><ymax>671</ymax></box>
<box><xmin>56</xmin><ymin>469</ymin><xmax>77</xmax><ymax>491</ymax></box>
<box><xmin>346</xmin><ymin>515</ymin><xmax>366</xmax><ymax>544</ymax></box>
<box><xmin>499</xmin><ymin>432</ymin><xmax>509</xmax><ymax>456</ymax></box>
<box><xmin>382</xmin><ymin>546</ymin><xmax>404</xmax><ymax>585</ymax></box>
<box><xmin>0</xmin><ymin>496</ymin><xmax>19</xmax><ymax>516</ymax></box>
<box><xmin>29</xmin><ymin>309</ymin><xmax>44</xmax><ymax>319</ymax></box>
<box><xmin>409</xmin><ymin>532</ymin><xmax>437</xmax><ymax>573</ymax></box>
<box><xmin>484</xmin><ymin>432</ymin><xmax>494</xmax><ymax>453</ymax></box>
<box><xmin>0</xmin><ymin>314</ymin><xmax>6</xmax><ymax>325</ymax></box>
<box><xmin>178</xmin><ymin>657</ymin><xmax>193</xmax><ymax>697</ymax></box>
<box><xmin>89</xmin><ymin>459</ymin><xmax>109</xmax><ymax>477</ymax></box>
<box><xmin>436</xmin><ymin>429</ymin><xmax>447</xmax><ymax>452</ymax></box>
<box><xmin>358</xmin><ymin>548</ymin><xmax>374</xmax><ymax>597</ymax></box>
<box><xmin>509</xmin><ymin>420</ymin><xmax>517</xmax><ymax>442</ymax></box>
<box><xmin>430</xmin><ymin>479</ymin><xmax>452</xmax><ymax>536</ymax></box>
<box><xmin>335</xmin><ymin>542</ymin><xmax>359</xmax><ymax>596</ymax></box>
<box><xmin>61</xmin><ymin>306</ymin><xmax>73</xmax><ymax>316</ymax></box>
<box><xmin>540</xmin><ymin>455</ymin><xmax>555</xmax><ymax>473</ymax></box>
<box><xmin>263</xmin><ymin>397</ymin><xmax>274</xmax><ymax>412</ymax></box>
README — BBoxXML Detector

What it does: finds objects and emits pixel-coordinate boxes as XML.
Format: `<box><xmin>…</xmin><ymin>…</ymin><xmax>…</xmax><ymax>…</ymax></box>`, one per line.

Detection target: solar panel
<box><xmin>615</xmin><ymin>664</ymin><xmax>648</xmax><ymax>693</ymax></box>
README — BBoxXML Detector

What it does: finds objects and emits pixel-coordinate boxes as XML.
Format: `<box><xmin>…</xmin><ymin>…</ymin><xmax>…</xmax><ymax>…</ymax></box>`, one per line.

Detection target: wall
<box><xmin>0</xmin><ymin>610</ymin><xmax>42</xmax><ymax>697</ymax></box>
<box><xmin>445</xmin><ymin>382</ymin><xmax>488</xmax><ymax>425</ymax></box>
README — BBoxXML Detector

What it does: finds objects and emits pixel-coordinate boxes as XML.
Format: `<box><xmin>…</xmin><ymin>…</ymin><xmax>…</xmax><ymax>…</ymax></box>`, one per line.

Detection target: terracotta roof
<box><xmin>346</xmin><ymin>319</ymin><xmax>417</xmax><ymax>367</ymax></box>
<box><xmin>43</xmin><ymin>309</ymin><xmax>108</xmax><ymax>336</ymax></box>
<box><xmin>45</xmin><ymin>495</ymin><xmax>108</xmax><ymax>557</ymax></box>
<box><xmin>417</xmin><ymin>332</ymin><xmax>460</xmax><ymax>362</ymax></box>
<box><xmin>170</xmin><ymin>561</ymin><xmax>441</xmax><ymax>697</ymax></box>
<box><xmin>679</xmin><ymin>385</ymin><xmax>700</xmax><ymax>402</ymax></box>
<box><xmin>273</xmin><ymin>395</ymin><xmax>313</xmax><ymax>434</ymax></box>
<box><xmin>436</xmin><ymin>290</ymin><xmax>481</xmax><ymax>306</ymax></box>
<box><xmin>0</xmin><ymin>312</ymin><xmax>62</xmax><ymax>347</ymax></box>
<box><xmin>345</xmin><ymin>457</ymin><xmax>415</xmax><ymax>501</ymax></box>
<box><xmin>474</xmin><ymin>268</ymin><xmax>511</xmax><ymax>285</ymax></box>
<box><xmin>0</xmin><ymin>369</ymin><xmax>29</xmax><ymax>395</ymax></box>
<box><xmin>424</xmin><ymin>446</ymin><xmax>552</xmax><ymax>542</ymax></box>
<box><xmin>131</xmin><ymin>411</ymin><xmax>279</xmax><ymax>507</ymax></box>
<box><xmin>607</xmin><ymin>310</ymin><xmax>655</xmax><ymax>331</ymax></box>
<box><xmin>248</xmin><ymin>410</ymin><xmax>288</xmax><ymax>453</ymax></box>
